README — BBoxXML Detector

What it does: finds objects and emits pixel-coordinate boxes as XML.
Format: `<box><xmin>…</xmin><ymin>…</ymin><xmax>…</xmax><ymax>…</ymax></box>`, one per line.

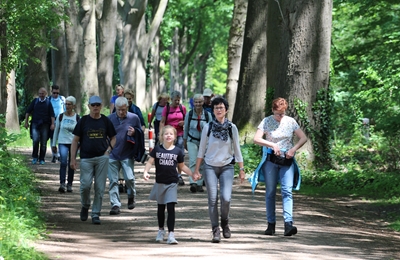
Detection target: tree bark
<box><xmin>226</xmin><ymin>0</ymin><xmax>247</xmax><ymax>121</ymax></box>
<box><xmin>97</xmin><ymin>0</ymin><xmax>117</xmax><ymax>107</ymax></box>
<box><xmin>169</xmin><ymin>27</ymin><xmax>180</xmax><ymax>94</ymax></box>
<box><xmin>267</xmin><ymin>0</ymin><xmax>333</xmax><ymax>161</ymax></box>
<box><xmin>65</xmin><ymin>0</ymin><xmax>83</xmax><ymax>113</ymax></box>
<box><xmin>6</xmin><ymin>70</ymin><xmax>19</xmax><ymax>132</ymax></box>
<box><xmin>232</xmin><ymin>0</ymin><xmax>268</xmax><ymax>141</ymax></box>
<box><xmin>0</xmin><ymin>14</ymin><xmax>7</xmax><ymax>116</ymax></box>
<box><xmin>79</xmin><ymin>0</ymin><xmax>99</xmax><ymax>114</ymax></box>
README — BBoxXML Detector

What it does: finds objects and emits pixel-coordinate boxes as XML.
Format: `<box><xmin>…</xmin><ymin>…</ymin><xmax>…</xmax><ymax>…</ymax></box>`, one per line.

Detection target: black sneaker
<box><xmin>264</xmin><ymin>222</ymin><xmax>276</xmax><ymax>235</ymax></box>
<box><xmin>212</xmin><ymin>227</ymin><xmax>221</xmax><ymax>243</ymax></box>
<box><xmin>51</xmin><ymin>156</ymin><xmax>57</xmax><ymax>163</ymax></box>
<box><xmin>80</xmin><ymin>207</ymin><xmax>89</xmax><ymax>221</ymax></box>
<box><xmin>190</xmin><ymin>184</ymin><xmax>197</xmax><ymax>193</ymax></box>
<box><xmin>119</xmin><ymin>184</ymin><xmax>124</xmax><ymax>193</ymax></box>
<box><xmin>66</xmin><ymin>185</ymin><xmax>73</xmax><ymax>192</ymax></box>
<box><xmin>109</xmin><ymin>206</ymin><xmax>120</xmax><ymax>215</ymax></box>
<box><xmin>58</xmin><ymin>184</ymin><xmax>66</xmax><ymax>193</ymax></box>
<box><xmin>197</xmin><ymin>185</ymin><xmax>204</xmax><ymax>192</ymax></box>
<box><xmin>128</xmin><ymin>198</ymin><xmax>135</xmax><ymax>210</ymax></box>
<box><xmin>178</xmin><ymin>176</ymin><xmax>185</xmax><ymax>186</ymax></box>
<box><xmin>92</xmin><ymin>217</ymin><xmax>101</xmax><ymax>225</ymax></box>
<box><xmin>284</xmin><ymin>221</ymin><xmax>297</xmax><ymax>236</ymax></box>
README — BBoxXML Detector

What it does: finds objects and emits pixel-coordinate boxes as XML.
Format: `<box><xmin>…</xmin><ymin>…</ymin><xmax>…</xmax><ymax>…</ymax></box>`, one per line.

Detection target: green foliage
<box><xmin>238</xmin><ymin>143</ymin><xmax>261</xmax><ymax>176</ymax></box>
<box><xmin>0</xmin><ymin>117</ymin><xmax>47</xmax><ymax>259</ymax></box>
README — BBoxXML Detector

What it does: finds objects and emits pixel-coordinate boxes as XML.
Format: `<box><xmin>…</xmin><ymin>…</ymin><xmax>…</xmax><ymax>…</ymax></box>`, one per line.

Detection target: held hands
<box><xmin>192</xmin><ymin>170</ymin><xmax>202</xmax><ymax>182</ymax></box>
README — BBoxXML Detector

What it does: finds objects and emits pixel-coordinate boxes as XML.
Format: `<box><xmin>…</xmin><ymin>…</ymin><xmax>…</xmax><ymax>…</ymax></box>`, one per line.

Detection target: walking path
<box><xmin>18</xmin><ymin>146</ymin><xmax>400</xmax><ymax>260</ymax></box>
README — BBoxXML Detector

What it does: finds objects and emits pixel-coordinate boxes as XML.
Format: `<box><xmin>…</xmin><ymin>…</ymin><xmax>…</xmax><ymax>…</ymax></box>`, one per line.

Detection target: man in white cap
<box><xmin>203</xmin><ymin>88</ymin><xmax>215</xmax><ymax>120</ymax></box>
<box><xmin>70</xmin><ymin>95</ymin><xmax>117</xmax><ymax>225</ymax></box>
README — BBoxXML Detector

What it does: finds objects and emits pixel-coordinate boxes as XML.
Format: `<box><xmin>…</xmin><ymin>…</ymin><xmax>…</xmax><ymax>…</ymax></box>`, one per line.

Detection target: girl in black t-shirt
<box><xmin>143</xmin><ymin>125</ymin><xmax>199</xmax><ymax>244</ymax></box>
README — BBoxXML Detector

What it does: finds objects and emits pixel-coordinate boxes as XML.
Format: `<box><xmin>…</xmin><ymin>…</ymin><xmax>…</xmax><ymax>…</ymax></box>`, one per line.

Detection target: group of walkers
<box><xmin>24</xmin><ymin>85</ymin><xmax>307</xmax><ymax>244</ymax></box>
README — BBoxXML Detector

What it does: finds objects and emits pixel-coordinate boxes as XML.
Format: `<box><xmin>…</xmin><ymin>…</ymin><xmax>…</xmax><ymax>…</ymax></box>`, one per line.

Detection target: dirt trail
<box><xmin>15</xmin><ymin>146</ymin><xmax>400</xmax><ymax>260</ymax></box>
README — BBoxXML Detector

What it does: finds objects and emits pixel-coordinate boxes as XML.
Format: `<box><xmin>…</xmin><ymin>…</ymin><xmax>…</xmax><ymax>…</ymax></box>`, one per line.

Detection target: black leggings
<box><xmin>157</xmin><ymin>203</ymin><xmax>175</xmax><ymax>232</ymax></box>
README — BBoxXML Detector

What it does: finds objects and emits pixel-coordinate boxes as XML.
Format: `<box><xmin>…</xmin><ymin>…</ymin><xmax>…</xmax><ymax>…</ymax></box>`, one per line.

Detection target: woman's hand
<box><xmin>143</xmin><ymin>172</ymin><xmax>150</xmax><ymax>181</ymax></box>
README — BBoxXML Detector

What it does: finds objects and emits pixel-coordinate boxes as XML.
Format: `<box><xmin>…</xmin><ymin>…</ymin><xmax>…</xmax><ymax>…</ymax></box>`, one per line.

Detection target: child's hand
<box><xmin>193</xmin><ymin>171</ymin><xmax>202</xmax><ymax>181</ymax></box>
<box><xmin>143</xmin><ymin>172</ymin><xmax>150</xmax><ymax>181</ymax></box>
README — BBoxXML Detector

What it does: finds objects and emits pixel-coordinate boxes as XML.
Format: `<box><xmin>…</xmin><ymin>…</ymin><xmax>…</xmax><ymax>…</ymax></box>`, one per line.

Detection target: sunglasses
<box><xmin>90</xmin><ymin>103</ymin><xmax>101</xmax><ymax>107</ymax></box>
<box><xmin>52</xmin><ymin>92</ymin><xmax>59</xmax><ymax>94</ymax></box>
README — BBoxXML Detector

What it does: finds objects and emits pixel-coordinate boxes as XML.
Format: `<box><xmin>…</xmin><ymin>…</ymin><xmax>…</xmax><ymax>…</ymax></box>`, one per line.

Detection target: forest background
<box><xmin>1</xmin><ymin>0</ymin><xmax>400</xmax><ymax>258</ymax></box>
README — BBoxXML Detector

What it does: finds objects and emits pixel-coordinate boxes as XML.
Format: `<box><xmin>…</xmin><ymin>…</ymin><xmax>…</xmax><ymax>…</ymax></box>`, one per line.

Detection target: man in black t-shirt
<box><xmin>70</xmin><ymin>96</ymin><xmax>116</xmax><ymax>225</ymax></box>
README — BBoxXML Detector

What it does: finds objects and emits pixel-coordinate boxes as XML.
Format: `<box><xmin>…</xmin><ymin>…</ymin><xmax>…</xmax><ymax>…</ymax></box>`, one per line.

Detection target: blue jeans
<box><xmin>187</xmin><ymin>140</ymin><xmax>204</xmax><ymax>186</ymax></box>
<box><xmin>263</xmin><ymin>160</ymin><xmax>295</xmax><ymax>223</ymax></box>
<box><xmin>80</xmin><ymin>155</ymin><xmax>109</xmax><ymax>218</ymax></box>
<box><xmin>59</xmin><ymin>144</ymin><xmax>75</xmax><ymax>185</ymax></box>
<box><xmin>108</xmin><ymin>158</ymin><xmax>136</xmax><ymax>208</ymax></box>
<box><xmin>31</xmin><ymin>123</ymin><xmax>49</xmax><ymax>161</ymax></box>
<box><xmin>203</xmin><ymin>163</ymin><xmax>234</xmax><ymax>228</ymax></box>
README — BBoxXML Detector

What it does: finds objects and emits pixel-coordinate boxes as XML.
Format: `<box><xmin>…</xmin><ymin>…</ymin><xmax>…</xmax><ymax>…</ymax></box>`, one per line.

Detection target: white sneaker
<box><xmin>156</xmin><ymin>229</ymin><xmax>165</xmax><ymax>242</ymax></box>
<box><xmin>167</xmin><ymin>232</ymin><xmax>178</xmax><ymax>244</ymax></box>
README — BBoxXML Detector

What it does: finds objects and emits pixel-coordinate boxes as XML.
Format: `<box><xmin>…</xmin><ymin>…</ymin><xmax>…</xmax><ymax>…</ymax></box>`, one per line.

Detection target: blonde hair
<box><xmin>159</xmin><ymin>125</ymin><xmax>177</xmax><ymax>144</ymax></box>
<box><xmin>158</xmin><ymin>92</ymin><xmax>170</xmax><ymax>102</ymax></box>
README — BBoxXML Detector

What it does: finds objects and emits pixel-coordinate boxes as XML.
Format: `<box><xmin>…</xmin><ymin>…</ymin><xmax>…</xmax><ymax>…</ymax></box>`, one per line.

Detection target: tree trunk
<box><xmin>226</xmin><ymin>0</ymin><xmax>247</xmax><ymax>121</ymax></box>
<box><xmin>6</xmin><ymin>70</ymin><xmax>19</xmax><ymax>132</ymax></box>
<box><xmin>169</xmin><ymin>27</ymin><xmax>180</xmax><ymax>93</ymax></box>
<box><xmin>0</xmin><ymin>15</ymin><xmax>7</xmax><ymax>116</ymax></box>
<box><xmin>80</xmin><ymin>0</ymin><xmax>99</xmax><ymax>114</ymax></box>
<box><xmin>267</xmin><ymin>0</ymin><xmax>333</xmax><ymax>163</ymax></box>
<box><xmin>51</xmin><ymin>3</ymin><xmax>68</xmax><ymax>92</ymax></box>
<box><xmin>232</xmin><ymin>0</ymin><xmax>268</xmax><ymax>141</ymax></box>
<box><xmin>96</xmin><ymin>0</ymin><xmax>117</xmax><ymax>107</ymax></box>
<box><xmin>65</xmin><ymin>0</ymin><xmax>83</xmax><ymax>113</ymax></box>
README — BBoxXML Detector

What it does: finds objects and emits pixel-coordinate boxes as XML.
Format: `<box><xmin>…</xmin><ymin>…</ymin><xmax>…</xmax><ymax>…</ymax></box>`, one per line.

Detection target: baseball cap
<box><xmin>203</xmin><ymin>88</ymin><xmax>213</xmax><ymax>97</ymax></box>
<box><xmin>88</xmin><ymin>95</ymin><xmax>102</xmax><ymax>104</ymax></box>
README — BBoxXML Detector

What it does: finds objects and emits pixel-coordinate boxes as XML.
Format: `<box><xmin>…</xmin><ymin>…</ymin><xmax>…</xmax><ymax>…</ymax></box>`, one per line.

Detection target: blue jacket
<box><xmin>248</xmin><ymin>146</ymin><xmax>301</xmax><ymax>193</ymax></box>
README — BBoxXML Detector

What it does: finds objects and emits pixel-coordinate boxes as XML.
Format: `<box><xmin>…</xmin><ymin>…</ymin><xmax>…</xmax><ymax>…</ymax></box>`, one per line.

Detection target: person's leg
<box><xmin>157</xmin><ymin>204</ymin><xmax>166</xmax><ymax>228</ymax></box>
<box><xmin>166</xmin><ymin>202</ymin><xmax>176</xmax><ymax>232</ymax></box>
<box><xmin>203</xmin><ymin>164</ymin><xmax>220</xmax><ymax>228</ymax></box>
<box><xmin>280</xmin><ymin>164</ymin><xmax>295</xmax><ymax>222</ymax></box>
<box><xmin>66</xmin><ymin>144</ymin><xmax>75</xmax><ymax>188</ymax></box>
<box><xmin>79</xmin><ymin>158</ymin><xmax>95</xmax><ymax>209</ymax></box>
<box><xmin>31</xmin><ymin>124</ymin><xmax>40</xmax><ymax>161</ymax></box>
<box><xmin>108</xmin><ymin>158</ymin><xmax>122</xmax><ymax>208</ymax></box>
<box><xmin>263</xmin><ymin>161</ymin><xmax>279</xmax><ymax>223</ymax></box>
<box><xmin>219</xmin><ymin>164</ymin><xmax>234</xmax><ymax>222</ymax></box>
<box><xmin>38</xmin><ymin>124</ymin><xmax>49</xmax><ymax>162</ymax></box>
<box><xmin>59</xmin><ymin>144</ymin><xmax>69</xmax><ymax>185</ymax></box>
<box><xmin>121</xmin><ymin>158</ymin><xmax>136</xmax><ymax>209</ymax></box>
<box><xmin>91</xmin><ymin>155</ymin><xmax>109</xmax><ymax>218</ymax></box>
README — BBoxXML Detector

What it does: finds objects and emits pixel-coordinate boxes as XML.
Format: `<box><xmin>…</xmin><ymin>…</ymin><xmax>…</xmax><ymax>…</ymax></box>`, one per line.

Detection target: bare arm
<box><xmin>143</xmin><ymin>157</ymin><xmax>155</xmax><ymax>180</ymax></box>
<box><xmin>159</xmin><ymin>116</ymin><xmax>166</xmax><ymax>130</ymax></box>
<box><xmin>70</xmin><ymin>135</ymin><xmax>80</xmax><ymax>170</ymax></box>
<box><xmin>286</xmin><ymin>128</ymin><xmax>308</xmax><ymax>158</ymax></box>
<box><xmin>148</xmin><ymin>108</ymin><xmax>156</xmax><ymax>128</ymax></box>
<box><xmin>253</xmin><ymin>129</ymin><xmax>280</xmax><ymax>154</ymax></box>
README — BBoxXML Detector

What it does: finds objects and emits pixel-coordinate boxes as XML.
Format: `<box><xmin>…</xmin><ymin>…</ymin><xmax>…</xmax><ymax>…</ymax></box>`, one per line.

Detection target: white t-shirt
<box><xmin>52</xmin><ymin>113</ymin><xmax>79</xmax><ymax>146</ymax></box>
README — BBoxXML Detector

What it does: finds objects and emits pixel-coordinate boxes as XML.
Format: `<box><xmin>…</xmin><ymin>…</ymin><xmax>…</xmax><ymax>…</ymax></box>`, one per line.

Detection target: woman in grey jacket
<box><xmin>194</xmin><ymin>96</ymin><xmax>245</xmax><ymax>243</ymax></box>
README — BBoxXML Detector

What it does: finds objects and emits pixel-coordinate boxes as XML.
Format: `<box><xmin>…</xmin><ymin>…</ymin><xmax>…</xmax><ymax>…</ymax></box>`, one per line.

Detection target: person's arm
<box><xmin>286</xmin><ymin>128</ymin><xmax>307</xmax><ymax>158</ymax></box>
<box><xmin>178</xmin><ymin>162</ymin><xmax>198</xmax><ymax>180</ymax></box>
<box><xmin>24</xmin><ymin>113</ymin><xmax>30</xmax><ymax>129</ymax></box>
<box><xmin>52</xmin><ymin>115</ymin><xmax>61</xmax><ymax>151</ymax></box>
<box><xmin>109</xmin><ymin>102</ymin><xmax>115</xmax><ymax>114</ymax></box>
<box><xmin>106</xmin><ymin>135</ymin><xmax>117</xmax><ymax>155</ymax></box>
<box><xmin>143</xmin><ymin>157</ymin><xmax>155</xmax><ymax>180</ymax></box>
<box><xmin>159</xmin><ymin>116</ymin><xmax>166</xmax><ymax>130</ymax></box>
<box><xmin>70</xmin><ymin>135</ymin><xmax>80</xmax><ymax>170</ymax></box>
<box><xmin>253</xmin><ymin>129</ymin><xmax>280</xmax><ymax>155</ymax></box>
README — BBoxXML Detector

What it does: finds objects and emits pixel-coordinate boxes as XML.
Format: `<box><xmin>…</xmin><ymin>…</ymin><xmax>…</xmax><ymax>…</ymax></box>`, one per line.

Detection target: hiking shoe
<box><xmin>128</xmin><ymin>198</ymin><xmax>135</xmax><ymax>209</ymax></box>
<box><xmin>284</xmin><ymin>221</ymin><xmax>297</xmax><ymax>236</ymax></box>
<box><xmin>197</xmin><ymin>185</ymin><xmax>204</xmax><ymax>192</ymax></box>
<box><xmin>80</xmin><ymin>207</ymin><xmax>89</xmax><ymax>221</ymax></box>
<box><xmin>190</xmin><ymin>184</ymin><xmax>197</xmax><ymax>193</ymax></box>
<box><xmin>109</xmin><ymin>206</ymin><xmax>120</xmax><ymax>215</ymax></box>
<box><xmin>212</xmin><ymin>227</ymin><xmax>221</xmax><ymax>243</ymax></box>
<box><xmin>32</xmin><ymin>158</ymin><xmax>38</xmax><ymax>165</ymax></box>
<box><xmin>178</xmin><ymin>176</ymin><xmax>185</xmax><ymax>186</ymax></box>
<box><xmin>119</xmin><ymin>183</ymin><xmax>124</xmax><ymax>193</ymax></box>
<box><xmin>92</xmin><ymin>217</ymin><xmax>101</xmax><ymax>225</ymax></box>
<box><xmin>221</xmin><ymin>219</ymin><xmax>231</xmax><ymax>238</ymax></box>
<box><xmin>51</xmin><ymin>156</ymin><xmax>57</xmax><ymax>163</ymax></box>
<box><xmin>264</xmin><ymin>222</ymin><xmax>276</xmax><ymax>235</ymax></box>
<box><xmin>67</xmin><ymin>185</ymin><xmax>73</xmax><ymax>192</ymax></box>
<box><xmin>156</xmin><ymin>229</ymin><xmax>165</xmax><ymax>242</ymax></box>
<box><xmin>58</xmin><ymin>184</ymin><xmax>66</xmax><ymax>193</ymax></box>
<box><xmin>39</xmin><ymin>160</ymin><xmax>45</xmax><ymax>165</ymax></box>
<box><xmin>167</xmin><ymin>232</ymin><xmax>178</xmax><ymax>244</ymax></box>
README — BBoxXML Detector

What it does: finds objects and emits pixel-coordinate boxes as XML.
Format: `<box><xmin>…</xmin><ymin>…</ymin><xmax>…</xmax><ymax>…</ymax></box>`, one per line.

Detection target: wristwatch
<box><xmin>239</xmin><ymin>167</ymin><xmax>245</xmax><ymax>171</ymax></box>
<box><xmin>106</xmin><ymin>149</ymin><xmax>112</xmax><ymax>154</ymax></box>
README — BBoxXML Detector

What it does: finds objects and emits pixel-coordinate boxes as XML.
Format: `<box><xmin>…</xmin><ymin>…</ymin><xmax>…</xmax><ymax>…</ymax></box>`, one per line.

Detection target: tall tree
<box><xmin>97</xmin><ymin>0</ymin><xmax>118</xmax><ymax>106</ymax></box>
<box><xmin>232</xmin><ymin>0</ymin><xmax>267</xmax><ymax>139</ymax></box>
<box><xmin>226</xmin><ymin>0</ymin><xmax>247</xmax><ymax>120</ymax></box>
<box><xmin>267</xmin><ymin>0</ymin><xmax>333</xmax><ymax>162</ymax></box>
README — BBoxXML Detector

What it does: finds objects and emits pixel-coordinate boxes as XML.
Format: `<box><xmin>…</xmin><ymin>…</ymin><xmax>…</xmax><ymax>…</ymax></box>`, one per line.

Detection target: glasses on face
<box><xmin>65</xmin><ymin>103</ymin><xmax>73</xmax><ymax>106</ymax></box>
<box><xmin>194</xmin><ymin>101</ymin><xmax>204</xmax><ymax>104</ymax></box>
<box><xmin>52</xmin><ymin>92</ymin><xmax>59</xmax><ymax>95</ymax></box>
<box><xmin>90</xmin><ymin>103</ymin><xmax>101</xmax><ymax>107</ymax></box>
<box><xmin>214</xmin><ymin>106</ymin><xmax>225</xmax><ymax>111</ymax></box>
